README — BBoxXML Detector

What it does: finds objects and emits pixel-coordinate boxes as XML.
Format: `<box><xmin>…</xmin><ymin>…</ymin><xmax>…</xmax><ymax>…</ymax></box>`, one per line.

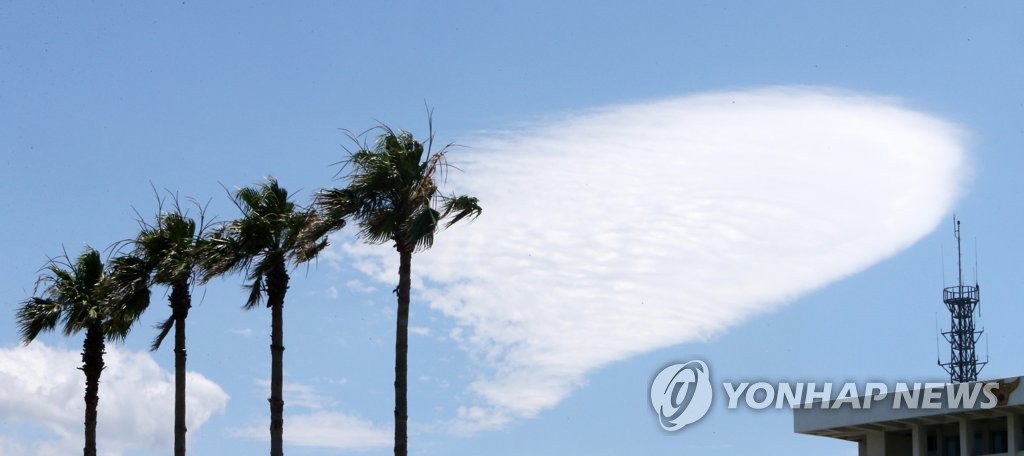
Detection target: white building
<box><xmin>794</xmin><ymin>377</ymin><xmax>1023</xmax><ymax>456</ymax></box>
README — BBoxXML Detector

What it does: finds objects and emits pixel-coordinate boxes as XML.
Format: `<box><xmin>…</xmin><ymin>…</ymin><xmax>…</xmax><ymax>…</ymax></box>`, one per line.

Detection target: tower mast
<box><xmin>939</xmin><ymin>218</ymin><xmax>986</xmax><ymax>383</ymax></box>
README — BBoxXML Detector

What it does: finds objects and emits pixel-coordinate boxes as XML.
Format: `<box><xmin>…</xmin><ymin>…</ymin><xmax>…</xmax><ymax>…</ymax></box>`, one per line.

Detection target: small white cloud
<box><xmin>328</xmin><ymin>241</ymin><xmax>392</xmax><ymax>284</ymax></box>
<box><xmin>229</xmin><ymin>328</ymin><xmax>254</xmax><ymax>337</ymax></box>
<box><xmin>233</xmin><ymin>411</ymin><xmax>390</xmax><ymax>450</ymax></box>
<box><xmin>233</xmin><ymin>382</ymin><xmax>389</xmax><ymax>450</ymax></box>
<box><xmin>326</xmin><ymin>286</ymin><xmax>339</xmax><ymax>299</ymax></box>
<box><xmin>252</xmin><ymin>380</ymin><xmax>336</xmax><ymax>411</ymax></box>
<box><xmin>309</xmin><ymin>376</ymin><xmax>349</xmax><ymax>386</ymax></box>
<box><xmin>284</xmin><ymin>412</ymin><xmax>390</xmax><ymax>449</ymax></box>
<box><xmin>451</xmin><ymin>406</ymin><xmax>511</xmax><ymax>435</ymax></box>
<box><xmin>408</xmin><ymin>326</ymin><xmax>431</xmax><ymax>337</ymax></box>
<box><xmin>0</xmin><ymin>343</ymin><xmax>229</xmax><ymax>455</ymax></box>
<box><xmin>345</xmin><ymin>279</ymin><xmax>376</xmax><ymax>294</ymax></box>
<box><xmin>318</xmin><ymin>244</ymin><xmax>346</xmax><ymax>272</ymax></box>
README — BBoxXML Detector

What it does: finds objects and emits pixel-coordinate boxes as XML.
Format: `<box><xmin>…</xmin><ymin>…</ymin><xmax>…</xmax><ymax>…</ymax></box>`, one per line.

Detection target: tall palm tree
<box><xmin>203</xmin><ymin>177</ymin><xmax>328</xmax><ymax>456</ymax></box>
<box><xmin>127</xmin><ymin>207</ymin><xmax>210</xmax><ymax>456</ymax></box>
<box><xmin>313</xmin><ymin>126</ymin><xmax>481</xmax><ymax>456</ymax></box>
<box><xmin>17</xmin><ymin>248</ymin><xmax>149</xmax><ymax>456</ymax></box>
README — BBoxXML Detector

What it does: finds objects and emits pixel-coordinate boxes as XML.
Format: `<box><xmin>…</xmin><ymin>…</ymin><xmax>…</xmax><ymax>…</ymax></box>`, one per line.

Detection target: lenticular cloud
<box><xmin>344</xmin><ymin>87</ymin><xmax>968</xmax><ymax>429</ymax></box>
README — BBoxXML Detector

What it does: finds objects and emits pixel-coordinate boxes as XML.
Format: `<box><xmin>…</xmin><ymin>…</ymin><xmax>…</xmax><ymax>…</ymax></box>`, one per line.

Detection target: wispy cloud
<box><xmin>233</xmin><ymin>381</ymin><xmax>390</xmax><ymax>450</ymax></box>
<box><xmin>345</xmin><ymin>279</ymin><xmax>376</xmax><ymax>294</ymax></box>
<box><xmin>0</xmin><ymin>343</ymin><xmax>229</xmax><ymax>455</ymax></box>
<box><xmin>326</xmin><ymin>285</ymin><xmax>339</xmax><ymax>299</ymax></box>
<box><xmin>0</xmin><ymin>435</ymin><xmax>72</xmax><ymax>456</ymax></box>
<box><xmin>233</xmin><ymin>411</ymin><xmax>391</xmax><ymax>450</ymax></box>
<box><xmin>408</xmin><ymin>326</ymin><xmax>431</xmax><ymax>337</ymax></box>
<box><xmin>336</xmin><ymin>87</ymin><xmax>969</xmax><ymax>430</ymax></box>
<box><xmin>252</xmin><ymin>379</ymin><xmax>337</xmax><ymax>411</ymax></box>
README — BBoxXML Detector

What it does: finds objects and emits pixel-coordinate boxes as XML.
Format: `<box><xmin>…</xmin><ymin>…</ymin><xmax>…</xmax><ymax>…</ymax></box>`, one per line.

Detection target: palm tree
<box><xmin>313</xmin><ymin>125</ymin><xmax>481</xmax><ymax>456</ymax></box>
<box><xmin>127</xmin><ymin>206</ymin><xmax>210</xmax><ymax>456</ymax></box>
<box><xmin>17</xmin><ymin>248</ymin><xmax>149</xmax><ymax>456</ymax></box>
<box><xmin>203</xmin><ymin>177</ymin><xmax>327</xmax><ymax>456</ymax></box>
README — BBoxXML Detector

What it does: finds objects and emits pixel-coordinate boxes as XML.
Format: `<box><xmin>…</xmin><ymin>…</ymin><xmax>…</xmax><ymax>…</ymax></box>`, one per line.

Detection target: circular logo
<box><xmin>650</xmin><ymin>360</ymin><xmax>713</xmax><ymax>431</ymax></box>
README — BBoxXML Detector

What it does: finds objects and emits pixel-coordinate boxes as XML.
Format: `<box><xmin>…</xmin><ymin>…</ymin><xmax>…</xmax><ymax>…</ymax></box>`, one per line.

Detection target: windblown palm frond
<box><xmin>124</xmin><ymin>204</ymin><xmax>211</xmax><ymax>350</ymax></box>
<box><xmin>17</xmin><ymin>248</ymin><xmax>146</xmax><ymax>343</ymax></box>
<box><xmin>205</xmin><ymin>177</ymin><xmax>327</xmax><ymax>307</ymax></box>
<box><xmin>126</xmin><ymin>198</ymin><xmax>212</xmax><ymax>456</ymax></box>
<box><xmin>315</xmin><ymin>127</ymin><xmax>482</xmax><ymax>251</ymax></box>
<box><xmin>134</xmin><ymin>211</ymin><xmax>202</xmax><ymax>286</ymax></box>
<box><xmin>17</xmin><ymin>247</ymin><xmax>146</xmax><ymax>456</ymax></box>
<box><xmin>16</xmin><ymin>297</ymin><xmax>63</xmax><ymax>343</ymax></box>
<box><xmin>312</xmin><ymin>121</ymin><xmax>481</xmax><ymax>456</ymax></box>
<box><xmin>104</xmin><ymin>254</ymin><xmax>153</xmax><ymax>342</ymax></box>
<box><xmin>209</xmin><ymin>177</ymin><xmax>327</xmax><ymax>456</ymax></box>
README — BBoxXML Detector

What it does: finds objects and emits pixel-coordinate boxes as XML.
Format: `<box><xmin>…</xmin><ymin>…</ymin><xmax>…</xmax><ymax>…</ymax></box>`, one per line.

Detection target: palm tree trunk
<box><xmin>81</xmin><ymin>323</ymin><xmax>105</xmax><ymax>456</ymax></box>
<box><xmin>267</xmin><ymin>266</ymin><xmax>289</xmax><ymax>456</ymax></box>
<box><xmin>394</xmin><ymin>248</ymin><xmax>412</xmax><ymax>456</ymax></box>
<box><xmin>171</xmin><ymin>282</ymin><xmax>191</xmax><ymax>456</ymax></box>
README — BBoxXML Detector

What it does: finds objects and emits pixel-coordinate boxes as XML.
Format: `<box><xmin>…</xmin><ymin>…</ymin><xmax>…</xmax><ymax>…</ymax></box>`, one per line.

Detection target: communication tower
<box><xmin>938</xmin><ymin>218</ymin><xmax>987</xmax><ymax>383</ymax></box>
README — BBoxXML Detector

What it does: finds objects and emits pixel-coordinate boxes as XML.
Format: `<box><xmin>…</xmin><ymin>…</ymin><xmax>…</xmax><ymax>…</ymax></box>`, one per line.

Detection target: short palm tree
<box><xmin>204</xmin><ymin>177</ymin><xmax>327</xmax><ymax>456</ymax></box>
<box><xmin>17</xmin><ymin>248</ymin><xmax>149</xmax><ymax>456</ymax></box>
<box><xmin>127</xmin><ymin>207</ymin><xmax>210</xmax><ymax>456</ymax></box>
<box><xmin>313</xmin><ymin>126</ymin><xmax>481</xmax><ymax>456</ymax></box>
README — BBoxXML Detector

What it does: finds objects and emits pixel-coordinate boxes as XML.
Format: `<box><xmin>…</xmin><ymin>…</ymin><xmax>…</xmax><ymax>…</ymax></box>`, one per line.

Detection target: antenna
<box><xmin>956</xmin><ymin>219</ymin><xmax>963</xmax><ymax>287</ymax></box>
<box><xmin>974</xmin><ymin>237</ymin><xmax>981</xmax><ymax>318</ymax></box>
<box><xmin>986</xmin><ymin>333</ymin><xmax>990</xmax><ymax>366</ymax></box>
<box><xmin>938</xmin><ymin>217</ymin><xmax>987</xmax><ymax>383</ymax></box>
<box><xmin>940</xmin><ymin>242</ymin><xmax>946</xmax><ymax>291</ymax></box>
<box><xmin>974</xmin><ymin>237</ymin><xmax>980</xmax><ymax>286</ymax></box>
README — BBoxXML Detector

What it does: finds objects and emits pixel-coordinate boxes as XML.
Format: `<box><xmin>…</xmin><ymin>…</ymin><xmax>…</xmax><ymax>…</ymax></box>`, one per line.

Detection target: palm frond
<box><xmin>200</xmin><ymin>228</ymin><xmax>250</xmax><ymax>282</ymax></box>
<box><xmin>310</xmin><ymin>188</ymin><xmax>353</xmax><ymax>236</ymax></box>
<box><xmin>151</xmin><ymin>315</ymin><xmax>175</xmax><ymax>351</ymax></box>
<box><xmin>128</xmin><ymin>197</ymin><xmax>213</xmax><ymax>290</ymax></box>
<box><xmin>213</xmin><ymin>177</ymin><xmax>327</xmax><ymax>311</ymax></box>
<box><xmin>244</xmin><ymin>273</ymin><xmax>265</xmax><ymax>310</ymax></box>
<box><xmin>440</xmin><ymin>195</ymin><xmax>483</xmax><ymax>228</ymax></box>
<box><xmin>293</xmin><ymin>235</ymin><xmax>329</xmax><ymax>264</ymax></box>
<box><xmin>405</xmin><ymin>207</ymin><xmax>439</xmax><ymax>251</ymax></box>
<box><xmin>291</xmin><ymin>209</ymin><xmax>329</xmax><ymax>262</ymax></box>
<box><xmin>322</xmin><ymin>121</ymin><xmax>481</xmax><ymax>253</ymax></box>
<box><xmin>106</xmin><ymin>254</ymin><xmax>154</xmax><ymax>339</ymax></box>
<box><xmin>73</xmin><ymin>249</ymin><xmax>104</xmax><ymax>296</ymax></box>
<box><xmin>17</xmin><ymin>247</ymin><xmax>148</xmax><ymax>343</ymax></box>
<box><xmin>359</xmin><ymin>210</ymin><xmax>398</xmax><ymax>245</ymax></box>
<box><xmin>16</xmin><ymin>297</ymin><xmax>63</xmax><ymax>343</ymax></box>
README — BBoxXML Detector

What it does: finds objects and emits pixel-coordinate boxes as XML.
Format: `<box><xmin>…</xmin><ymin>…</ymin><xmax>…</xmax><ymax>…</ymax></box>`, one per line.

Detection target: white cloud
<box><xmin>233</xmin><ymin>411</ymin><xmax>391</xmax><ymax>450</ymax></box>
<box><xmin>0</xmin><ymin>342</ymin><xmax>229</xmax><ymax>455</ymax></box>
<box><xmin>345</xmin><ymin>279</ymin><xmax>376</xmax><ymax>294</ymax></box>
<box><xmin>451</xmin><ymin>406</ymin><xmax>511</xmax><ymax>435</ymax></box>
<box><xmin>234</xmin><ymin>380</ymin><xmax>390</xmax><ymax>450</ymax></box>
<box><xmin>408</xmin><ymin>326</ymin><xmax>431</xmax><ymax>337</ymax></box>
<box><xmin>0</xmin><ymin>435</ymin><xmax>74</xmax><ymax>456</ymax></box>
<box><xmin>252</xmin><ymin>379</ymin><xmax>337</xmax><ymax>411</ymax></box>
<box><xmin>336</xmin><ymin>87</ymin><xmax>969</xmax><ymax>429</ymax></box>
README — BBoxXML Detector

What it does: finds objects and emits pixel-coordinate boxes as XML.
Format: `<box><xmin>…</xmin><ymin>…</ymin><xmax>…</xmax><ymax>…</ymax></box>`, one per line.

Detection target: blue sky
<box><xmin>1</xmin><ymin>2</ymin><xmax>1023</xmax><ymax>455</ymax></box>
